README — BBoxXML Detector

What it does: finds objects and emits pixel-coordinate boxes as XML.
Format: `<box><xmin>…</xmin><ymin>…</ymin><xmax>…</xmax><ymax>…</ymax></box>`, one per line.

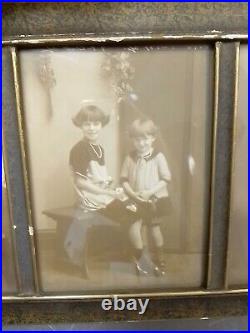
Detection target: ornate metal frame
<box><xmin>2</xmin><ymin>2</ymin><xmax>248</xmax><ymax>324</ymax></box>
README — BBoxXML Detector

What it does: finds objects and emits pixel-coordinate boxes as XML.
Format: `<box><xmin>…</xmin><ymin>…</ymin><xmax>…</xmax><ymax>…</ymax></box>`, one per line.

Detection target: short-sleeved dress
<box><xmin>69</xmin><ymin>139</ymin><xmax>139</xmax><ymax>225</ymax></box>
<box><xmin>120</xmin><ymin>149</ymin><xmax>172</xmax><ymax>224</ymax></box>
<box><xmin>69</xmin><ymin>139</ymin><xmax>114</xmax><ymax>210</ymax></box>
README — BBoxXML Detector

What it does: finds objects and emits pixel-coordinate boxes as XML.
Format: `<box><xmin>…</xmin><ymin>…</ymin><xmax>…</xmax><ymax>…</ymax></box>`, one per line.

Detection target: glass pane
<box><xmin>2</xmin><ymin>155</ymin><xmax>18</xmax><ymax>294</ymax></box>
<box><xmin>20</xmin><ymin>45</ymin><xmax>213</xmax><ymax>294</ymax></box>
<box><xmin>227</xmin><ymin>45</ymin><xmax>248</xmax><ymax>287</ymax></box>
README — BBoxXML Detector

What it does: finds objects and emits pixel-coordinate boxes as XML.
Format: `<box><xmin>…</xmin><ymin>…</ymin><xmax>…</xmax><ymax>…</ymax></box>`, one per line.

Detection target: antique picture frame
<box><xmin>2</xmin><ymin>3</ymin><xmax>248</xmax><ymax>324</ymax></box>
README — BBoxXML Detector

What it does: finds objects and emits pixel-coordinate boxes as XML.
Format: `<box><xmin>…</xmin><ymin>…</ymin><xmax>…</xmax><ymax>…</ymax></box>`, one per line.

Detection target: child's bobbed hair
<box><xmin>72</xmin><ymin>104</ymin><xmax>110</xmax><ymax>128</ymax></box>
<box><xmin>129</xmin><ymin>118</ymin><xmax>158</xmax><ymax>138</ymax></box>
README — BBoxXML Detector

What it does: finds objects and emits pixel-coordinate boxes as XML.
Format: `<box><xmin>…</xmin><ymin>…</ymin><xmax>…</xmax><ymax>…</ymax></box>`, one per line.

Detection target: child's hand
<box><xmin>132</xmin><ymin>192</ymin><xmax>147</xmax><ymax>203</ymax></box>
<box><xmin>134</xmin><ymin>196</ymin><xmax>146</xmax><ymax>203</ymax></box>
<box><xmin>107</xmin><ymin>189</ymin><xmax>126</xmax><ymax>201</ymax></box>
<box><xmin>104</xmin><ymin>176</ymin><xmax>113</xmax><ymax>187</ymax></box>
<box><xmin>138</xmin><ymin>191</ymin><xmax>152</xmax><ymax>201</ymax></box>
<box><xmin>115</xmin><ymin>187</ymin><xmax>127</xmax><ymax>201</ymax></box>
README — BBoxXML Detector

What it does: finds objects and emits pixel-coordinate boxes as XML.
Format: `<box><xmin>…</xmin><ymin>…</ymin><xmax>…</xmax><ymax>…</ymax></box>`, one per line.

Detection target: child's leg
<box><xmin>150</xmin><ymin>224</ymin><xmax>166</xmax><ymax>271</ymax></box>
<box><xmin>129</xmin><ymin>220</ymin><xmax>151</xmax><ymax>275</ymax></box>
<box><xmin>150</xmin><ymin>225</ymin><xmax>164</xmax><ymax>248</ymax></box>
<box><xmin>129</xmin><ymin>219</ymin><xmax>143</xmax><ymax>252</ymax></box>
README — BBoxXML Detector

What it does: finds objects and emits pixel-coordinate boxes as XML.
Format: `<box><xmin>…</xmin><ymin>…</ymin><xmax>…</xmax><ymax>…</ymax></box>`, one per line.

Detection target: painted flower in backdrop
<box><xmin>101</xmin><ymin>51</ymin><xmax>135</xmax><ymax>103</ymax></box>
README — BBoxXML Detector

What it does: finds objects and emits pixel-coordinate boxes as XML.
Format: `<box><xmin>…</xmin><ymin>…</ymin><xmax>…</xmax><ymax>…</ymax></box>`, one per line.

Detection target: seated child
<box><xmin>69</xmin><ymin>104</ymin><xmax>139</xmax><ymax>228</ymax></box>
<box><xmin>121</xmin><ymin>118</ymin><xmax>172</xmax><ymax>276</ymax></box>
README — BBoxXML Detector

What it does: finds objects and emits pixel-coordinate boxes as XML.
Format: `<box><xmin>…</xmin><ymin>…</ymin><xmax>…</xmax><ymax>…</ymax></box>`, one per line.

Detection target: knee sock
<box><xmin>153</xmin><ymin>246</ymin><xmax>165</xmax><ymax>266</ymax></box>
<box><xmin>133</xmin><ymin>248</ymin><xmax>143</xmax><ymax>260</ymax></box>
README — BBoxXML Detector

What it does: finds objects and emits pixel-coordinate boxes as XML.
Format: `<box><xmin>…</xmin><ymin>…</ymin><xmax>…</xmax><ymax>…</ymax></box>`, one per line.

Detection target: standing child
<box><xmin>121</xmin><ymin>118</ymin><xmax>172</xmax><ymax>276</ymax></box>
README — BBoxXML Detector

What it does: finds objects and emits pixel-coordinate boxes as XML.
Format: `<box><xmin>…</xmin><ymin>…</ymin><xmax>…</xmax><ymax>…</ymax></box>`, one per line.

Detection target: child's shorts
<box><xmin>135</xmin><ymin>196</ymin><xmax>172</xmax><ymax>225</ymax></box>
<box><xmin>97</xmin><ymin>196</ymin><xmax>172</xmax><ymax>226</ymax></box>
<box><xmin>98</xmin><ymin>199</ymin><xmax>139</xmax><ymax>226</ymax></box>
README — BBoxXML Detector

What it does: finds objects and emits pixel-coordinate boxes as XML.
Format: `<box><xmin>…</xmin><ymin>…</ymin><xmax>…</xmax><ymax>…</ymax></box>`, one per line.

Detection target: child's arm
<box><xmin>138</xmin><ymin>153</ymin><xmax>171</xmax><ymax>201</ymax></box>
<box><xmin>138</xmin><ymin>181</ymin><xmax>166</xmax><ymax>201</ymax></box>
<box><xmin>157</xmin><ymin>152</ymin><xmax>171</xmax><ymax>182</ymax></box>
<box><xmin>75</xmin><ymin>174</ymin><xmax>118</xmax><ymax>198</ymax></box>
<box><xmin>122</xmin><ymin>181</ymin><xmax>144</xmax><ymax>202</ymax></box>
<box><xmin>70</xmin><ymin>144</ymin><xmax>120</xmax><ymax>199</ymax></box>
<box><xmin>120</xmin><ymin>155</ymin><xmax>146</xmax><ymax>202</ymax></box>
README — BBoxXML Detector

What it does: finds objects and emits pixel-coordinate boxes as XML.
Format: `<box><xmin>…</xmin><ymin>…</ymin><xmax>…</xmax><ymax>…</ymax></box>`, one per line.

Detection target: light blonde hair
<box><xmin>129</xmin><ymin>118</ymin><xmax>158</xmax><ymax>138</ymax></box>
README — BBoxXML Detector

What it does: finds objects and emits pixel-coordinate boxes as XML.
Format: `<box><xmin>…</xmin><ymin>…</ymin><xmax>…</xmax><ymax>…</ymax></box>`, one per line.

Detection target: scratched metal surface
<box><xmin>2</xmin><ymin>3</ymin><xmax>247</xmax><ymax>37</ymax></box>
<box><xmin>2</xmin><ymin>296</ymin><xmax>248</xmax><ymax>325</ymax></box>
<box><xmin>3</xmin><ymin>316</ymin><xmax>248</xmax><ymax>331</ymax></box>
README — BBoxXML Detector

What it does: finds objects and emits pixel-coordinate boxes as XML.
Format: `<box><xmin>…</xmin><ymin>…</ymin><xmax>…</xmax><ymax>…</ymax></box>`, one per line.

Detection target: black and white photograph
<box><xmin>20</xmin><ymin>45</ymin><xmax>213</xmax><ymax>293</ymax></box>
<box><xmin>2</xmin><ymin>3</ymin><xmax>248</xmax><ymax>331</ymax></box>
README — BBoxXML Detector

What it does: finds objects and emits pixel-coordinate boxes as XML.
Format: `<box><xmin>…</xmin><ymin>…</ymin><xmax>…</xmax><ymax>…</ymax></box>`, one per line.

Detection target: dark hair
<box><xmin>72</xmin><ymin>105</ymin><xmax>110</xmax><ymax>128</ymax></box>
<box><xmin>129</xmin><ymin>118</ymin><xmax>158</xmax><ymax>138</ymax></box>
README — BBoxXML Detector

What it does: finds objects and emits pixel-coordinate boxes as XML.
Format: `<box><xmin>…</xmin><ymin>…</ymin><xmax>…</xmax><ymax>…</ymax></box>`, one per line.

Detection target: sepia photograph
<box><xmin>19</xmin><ymin>45</ymin><xmax>213</xmax><ymax>293</ymax></box>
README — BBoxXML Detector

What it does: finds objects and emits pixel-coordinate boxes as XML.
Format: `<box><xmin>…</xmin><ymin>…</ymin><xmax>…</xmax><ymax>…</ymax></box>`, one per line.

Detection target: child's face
<box><xmin>132</xmin><ymin>134</ymin><xmax>155</xmax><ymax>154</ymax></box>
<box><xmin>81</xmin><ymin>120</ymin><xmax>102</xmax><ymax>143</ymax></box>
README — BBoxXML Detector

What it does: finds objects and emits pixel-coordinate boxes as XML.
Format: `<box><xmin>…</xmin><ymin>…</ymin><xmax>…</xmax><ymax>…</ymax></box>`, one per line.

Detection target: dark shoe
<box><xmin>158</xmin><ymin>260</ymin><xmax>166</xmax><ymax>270</ymax></box>
<box><xmin>153</xmin><ymin>265</ymin><xmax>166</xmax><ymax>277</ymax></box>
<box><xmin>133</xmin><ymin>257</ymin><xmax>149</xmax><ymax>276</ymax></box>
<box><xmin>152</xmin><ymin>247</ymin><xmax>166</xmax><ymax>274</ymax></box>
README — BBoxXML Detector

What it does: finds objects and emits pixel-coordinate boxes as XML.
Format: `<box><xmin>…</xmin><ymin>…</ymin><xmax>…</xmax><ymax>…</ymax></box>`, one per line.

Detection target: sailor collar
<box><xmin>129</xmin><ymin>149</ymin><xmax>159</xmax><ymax>162</ymax></box>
